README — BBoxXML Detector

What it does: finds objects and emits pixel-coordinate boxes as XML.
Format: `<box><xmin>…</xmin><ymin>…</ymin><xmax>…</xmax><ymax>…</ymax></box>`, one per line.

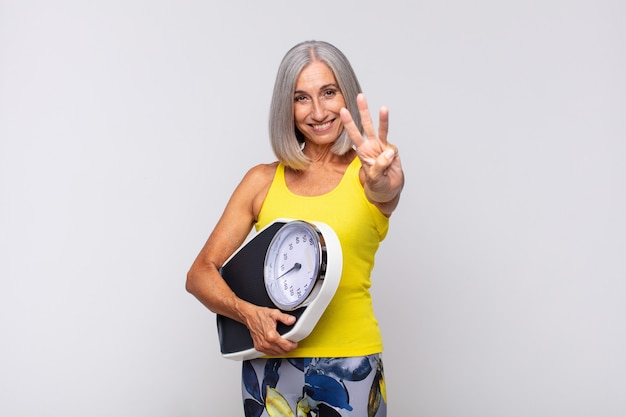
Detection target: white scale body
<box><xmin>217</xmin><ymin>219</ymin><xmax>343</xmax><ymax>360</ymax></box>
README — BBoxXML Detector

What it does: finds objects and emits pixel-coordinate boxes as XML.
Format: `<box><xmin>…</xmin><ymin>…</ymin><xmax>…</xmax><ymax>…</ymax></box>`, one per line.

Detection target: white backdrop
<box><xmin>1</xmin><ymin>1</ymin><xmax>625</xmax><ymax>416</ymax></box>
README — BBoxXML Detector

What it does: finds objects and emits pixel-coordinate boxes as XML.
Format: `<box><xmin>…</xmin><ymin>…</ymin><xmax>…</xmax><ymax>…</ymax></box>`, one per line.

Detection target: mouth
<box><xmin>309</xmin><ymin>120</ymin><xmax>334</xmax><ymax>132</ymax></box>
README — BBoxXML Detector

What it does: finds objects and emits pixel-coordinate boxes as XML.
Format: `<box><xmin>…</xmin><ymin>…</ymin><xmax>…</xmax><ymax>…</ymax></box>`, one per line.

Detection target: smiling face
<box><xmin>293</xmin><ymin>61</ymin><xmax>347</xmax><ymax>147</ymax></box>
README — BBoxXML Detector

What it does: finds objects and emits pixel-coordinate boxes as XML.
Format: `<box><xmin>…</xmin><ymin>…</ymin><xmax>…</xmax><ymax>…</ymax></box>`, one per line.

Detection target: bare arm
<box><xmin>186</xmin><ymin>164</ymin><xmax>298</xmax><ymax>356</ymax></box>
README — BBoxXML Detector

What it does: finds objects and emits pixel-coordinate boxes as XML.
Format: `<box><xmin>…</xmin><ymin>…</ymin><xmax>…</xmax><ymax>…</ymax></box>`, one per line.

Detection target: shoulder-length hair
<box><xmin>269</xmin><ymin>40</ymin><xmax>363</xmax><ymax>170</ymax></box>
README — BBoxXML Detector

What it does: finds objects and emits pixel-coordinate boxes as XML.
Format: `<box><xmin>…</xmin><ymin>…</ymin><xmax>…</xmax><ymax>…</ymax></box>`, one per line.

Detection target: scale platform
<box><xmin>217</xmin><ymin>219</ymin><xmax>342</xmax><ymax>360</ymax></box>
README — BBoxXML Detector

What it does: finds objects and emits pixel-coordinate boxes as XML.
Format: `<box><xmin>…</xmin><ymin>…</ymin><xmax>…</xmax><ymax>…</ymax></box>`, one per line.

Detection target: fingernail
<box><xmin>384</xmin><ymin>149</ymin><xmax>394</xmax><ymax>159</ymax></box>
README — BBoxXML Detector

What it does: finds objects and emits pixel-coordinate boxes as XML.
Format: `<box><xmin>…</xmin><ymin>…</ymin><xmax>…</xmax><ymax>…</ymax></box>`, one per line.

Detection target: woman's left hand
<box><xmin>340</xmin><ymin>93</ymin><xmax>404</xmax><ymax>215</ymax></box>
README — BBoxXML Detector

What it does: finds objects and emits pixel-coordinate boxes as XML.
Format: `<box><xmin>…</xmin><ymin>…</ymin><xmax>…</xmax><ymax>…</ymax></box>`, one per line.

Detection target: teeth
<box><xmin>311</xmin><ymin>121</ymin><xmax>331</xmax><ymax>131</ymax></box>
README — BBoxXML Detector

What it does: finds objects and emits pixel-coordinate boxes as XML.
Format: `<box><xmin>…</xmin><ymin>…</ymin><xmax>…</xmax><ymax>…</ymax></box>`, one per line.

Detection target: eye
<box><xmin>322</xmin><ymin>89</ymin><xmax>338</xmax><ymax>98</ymax></box>
<box><xmin>294</xmin><ymin>95</ymin><xmax>309</xmax><ymax>103</ymax></box>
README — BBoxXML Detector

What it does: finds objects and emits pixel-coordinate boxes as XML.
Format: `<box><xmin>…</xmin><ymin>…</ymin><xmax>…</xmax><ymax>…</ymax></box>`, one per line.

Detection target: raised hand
<box><xmin>340</xmin><ymin>93</ymin><xmax>404</xmax><ymax>214</ymax></box>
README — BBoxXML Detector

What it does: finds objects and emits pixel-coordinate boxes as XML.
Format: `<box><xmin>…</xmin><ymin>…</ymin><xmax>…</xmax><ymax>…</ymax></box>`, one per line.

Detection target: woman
<box><xmin>187</xmin><ymin>40</ymin><xmax>403</xmax><ymax>417</ymax></box>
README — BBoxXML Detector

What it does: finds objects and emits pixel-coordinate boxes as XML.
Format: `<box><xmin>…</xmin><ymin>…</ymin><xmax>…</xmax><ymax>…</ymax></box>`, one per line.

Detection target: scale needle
<box><xmin>277</xmin><ymin>262</ymin><xmax>301</xmax><ymax>279</ymax></box>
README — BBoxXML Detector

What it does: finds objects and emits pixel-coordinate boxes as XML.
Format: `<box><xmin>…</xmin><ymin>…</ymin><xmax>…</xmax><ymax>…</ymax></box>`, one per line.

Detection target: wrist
<box><xmin>366</xmin><ymin>188</ymin><xmax>399</xmax><ymax>204</ymax></box>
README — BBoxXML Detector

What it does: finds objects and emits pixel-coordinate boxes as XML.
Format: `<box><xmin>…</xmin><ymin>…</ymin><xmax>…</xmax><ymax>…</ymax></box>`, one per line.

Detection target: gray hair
<box><xmin>269</xmin><ymin>40</ymin><xmax>363</xmax><ymax>170</ymax></box>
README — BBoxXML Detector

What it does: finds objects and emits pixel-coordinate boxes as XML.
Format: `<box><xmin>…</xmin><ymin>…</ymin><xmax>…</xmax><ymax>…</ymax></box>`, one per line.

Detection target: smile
<box><xmin>310</xmin><ymin>121</ymin><xmax>333</xmax><ymax>132</ymax></box>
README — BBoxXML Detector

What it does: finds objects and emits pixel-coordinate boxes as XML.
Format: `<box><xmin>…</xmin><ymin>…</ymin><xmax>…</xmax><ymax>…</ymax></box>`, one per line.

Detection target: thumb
<box><xmin>275</xmin><ymin>311</ymin><xmax>297</xmax><ymax>326</ymax></box>
<box><xmin>370</xmin><ymin>148</ymin><xmax>396</xmax><ymax>177</ymax></box>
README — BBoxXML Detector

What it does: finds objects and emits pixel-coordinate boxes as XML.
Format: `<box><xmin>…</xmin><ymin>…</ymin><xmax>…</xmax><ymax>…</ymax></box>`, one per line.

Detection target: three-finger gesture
<box><xmin>340</xmin><ymin>93</ymin><xmax>404</xmax><ymax>214</ymax></box>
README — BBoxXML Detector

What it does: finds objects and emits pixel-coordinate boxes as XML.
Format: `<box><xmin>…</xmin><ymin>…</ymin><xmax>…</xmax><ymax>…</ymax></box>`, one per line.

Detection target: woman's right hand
<box><xmin>242</xmin><ymin>304</ymin><xmax>298</xmax><ymax>356</ymax></box>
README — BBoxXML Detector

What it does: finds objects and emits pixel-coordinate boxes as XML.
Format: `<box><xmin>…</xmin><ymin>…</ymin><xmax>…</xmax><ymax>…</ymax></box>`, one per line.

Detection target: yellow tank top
<box><xmin>256</xmin><ymin>156</ymin><xmax>389</xmax><ymax>357</ymax></box>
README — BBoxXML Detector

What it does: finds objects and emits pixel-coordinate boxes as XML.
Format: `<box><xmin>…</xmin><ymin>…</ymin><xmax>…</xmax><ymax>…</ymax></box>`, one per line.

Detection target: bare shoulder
<box><xmin>241</xmin><ymin>162</ymin><xmax>279</xmax><ymax>186</ymax></box>
<box><xmin>237</xmin><ymin>162</ymin><xmax>278</xmax><ymax>198</ymax></box>
<box><xmin>237</xmin><ymin>162</ymin><xmax>279</xmax><ymax>219</ymax></box>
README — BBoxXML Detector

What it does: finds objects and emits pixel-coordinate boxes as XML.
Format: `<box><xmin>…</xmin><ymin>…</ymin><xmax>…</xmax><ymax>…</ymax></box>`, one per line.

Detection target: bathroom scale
<box><xmin>216</xmin><ymin>218</ymin><xmax>343</xmax><ymax>360</ymax></box>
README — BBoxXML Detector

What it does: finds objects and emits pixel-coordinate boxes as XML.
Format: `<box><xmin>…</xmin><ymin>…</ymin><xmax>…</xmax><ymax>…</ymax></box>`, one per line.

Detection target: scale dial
<box><xmin>263</xmin><ymin>221</ymin><xmax>327</xmax><ymax>311</ymax></box>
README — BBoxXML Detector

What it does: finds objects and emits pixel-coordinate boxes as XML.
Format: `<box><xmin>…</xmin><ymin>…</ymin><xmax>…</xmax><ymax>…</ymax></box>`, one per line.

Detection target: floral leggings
<box><xmin>241</xmin><ymin>354</ymin><xmax>386</xmax><ymax>417</ymax></box>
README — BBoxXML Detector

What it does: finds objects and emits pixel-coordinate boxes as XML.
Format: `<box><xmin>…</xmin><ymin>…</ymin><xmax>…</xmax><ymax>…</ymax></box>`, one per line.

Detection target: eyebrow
<box><xmin>294</xmin><ymin>83</ymin><xmax>340</xmax><ymax>95</ymax></box>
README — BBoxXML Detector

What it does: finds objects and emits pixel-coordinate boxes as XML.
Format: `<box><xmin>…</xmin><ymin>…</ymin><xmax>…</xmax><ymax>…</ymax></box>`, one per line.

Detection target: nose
<box><xmin>310</xmin><ymin>98</ymin><xmax>326</xmax><ymax>121</ymax></box>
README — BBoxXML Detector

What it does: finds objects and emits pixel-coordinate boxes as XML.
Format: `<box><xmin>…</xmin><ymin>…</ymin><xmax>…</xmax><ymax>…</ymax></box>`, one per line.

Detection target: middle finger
<box><xmin>357</xmin><ymin>94</ymin><xmax>377</xmax><ymax>140</ymax></box>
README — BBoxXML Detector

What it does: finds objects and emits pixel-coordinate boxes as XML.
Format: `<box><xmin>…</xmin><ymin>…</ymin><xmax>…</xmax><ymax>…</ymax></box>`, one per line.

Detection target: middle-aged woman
<box><xmin>187</xmin><ymin>40</ymin><xmax>404</xmax><ymax>417</ymax></box>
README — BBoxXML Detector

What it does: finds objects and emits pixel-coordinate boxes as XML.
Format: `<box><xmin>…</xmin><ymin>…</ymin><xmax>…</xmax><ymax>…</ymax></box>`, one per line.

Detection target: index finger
<box><xmin>340</xmin><ymin>107</ymin><xmax>365</xmax><ymax>148</ymax></box>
